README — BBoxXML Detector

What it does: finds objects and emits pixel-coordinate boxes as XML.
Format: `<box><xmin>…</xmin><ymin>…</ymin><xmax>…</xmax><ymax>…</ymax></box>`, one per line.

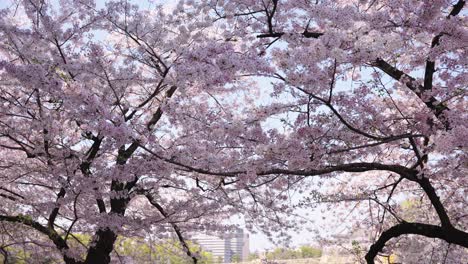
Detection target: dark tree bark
<box><xmin>365</xmin><ymin>222</ymin><xmax>468</xmax><ymax>264</ymax></box>
<box><xmin>84</xmin><ymin>228</ymin><xmax>119</xmax><ymax>264</ymax></box>
<box><xmin>0</xmin><ymin>215</ymin><xmax>81</xmax><ymax>264</ymax></box>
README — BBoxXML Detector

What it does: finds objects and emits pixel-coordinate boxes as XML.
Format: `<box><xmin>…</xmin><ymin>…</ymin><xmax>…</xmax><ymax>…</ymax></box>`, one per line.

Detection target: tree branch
<box><xmin>145</xmin><ymin>194</ymin><xmax>198</xmax><ymax>264</ymax></box>
<box><xmin>140</xmin><ymin>145</ymin><xmax>416</xmax><ymax>178</ymax></box>
<box><xmin>365</xmin><ymin>222</ymin><xmax>468</xmax><ymax>264</ymax></box>
<box><xmin>0</xmin><ymin>214</ymin><xmax>81</xmax><ymax>264</ymax></box>
<box><xmin>371</xmin><ymin>59</ymin><xmax>448</xmax><ymax>119</ymax></box>
<box><xmin>416</xmin><ymin>176</ymin><xmax>452</xmax><ymax>228</ymax></box>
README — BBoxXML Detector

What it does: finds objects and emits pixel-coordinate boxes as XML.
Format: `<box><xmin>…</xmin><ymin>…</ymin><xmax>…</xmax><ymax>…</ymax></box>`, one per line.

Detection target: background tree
<box><xmin>0</xmin><ymin>0</ymin><xmax>264</xmax><ymax>263</ymax></box>
<box><xmin>299</xmin><ymin>245</ymin><xmax>322</xmax><ymax>258</ymax></box>
<box><xmin>264</xmin><ymin>246</ymin><xmax>322</xmax><ymax>260</ymax></box>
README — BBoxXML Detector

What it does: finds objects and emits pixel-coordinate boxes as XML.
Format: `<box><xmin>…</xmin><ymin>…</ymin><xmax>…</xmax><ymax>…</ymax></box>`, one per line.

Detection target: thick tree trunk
<box><xmin>83</xmin><ymin>193</ymin><xmax>129</xmax><ymax>264</ymax></box>
<box><xmin>83</xmin><ymin>228</ymin><xmax>118</xmax><ymax>264</ymax></box>
<box><xmin>82</xmin><ymin>143</ymin><xmax>140</xmax><ymax>263</ymax></box>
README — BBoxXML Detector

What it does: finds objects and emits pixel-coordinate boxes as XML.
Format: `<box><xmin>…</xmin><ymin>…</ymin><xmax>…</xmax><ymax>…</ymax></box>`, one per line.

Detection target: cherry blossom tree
<box><xmin>0</xmin><ymin>0</ymin><xmax>467</xmax><ymax>264</ymax></box>
<box><xmin>193</xmin><ymin>0</ymin><xmax>467</xmax><ymax>263</ymax></box>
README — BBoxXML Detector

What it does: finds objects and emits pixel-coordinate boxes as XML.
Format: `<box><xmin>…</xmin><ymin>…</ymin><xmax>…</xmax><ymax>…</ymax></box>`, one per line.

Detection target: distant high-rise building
<box><xmin>192</xmin><ymin>229</ymin><xmax>249</xmax><ymax>263</ymax></box>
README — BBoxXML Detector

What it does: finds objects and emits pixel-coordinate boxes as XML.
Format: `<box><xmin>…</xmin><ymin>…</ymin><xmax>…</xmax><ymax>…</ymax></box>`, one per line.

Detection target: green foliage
<box><xmin>266</xmin><ymin>245</ymin><xmax>322</xmax><ymax>260</ymax></box>
<box><xmin>114</xmin><ymin>237</ymin><xmax>214</xmax><ymax>264</ymax></box>
<box><xmin>400</xmin><ymin>199</ymin><xmax>423</xmax><ymax>222</ymax></box>
<box><xmin>266</xmin><ymin>248</ymin><xmax>299</xmax><ymax>259</ymax></box>
<box><xmin>231</xmin><ymin>254</ymin><xmax>241</xmax><ymax>262</ymax></box>
<box><xmin>68</xmin><ymin>233</ymin><xmax>92</xmax><ymax>247</ymax></box>
<box><xmin>351</xmin><ymin>240</ymin><xmax>364</xmax><ymax>264</ymax></box>
<box><xmin>65</xmin><ymin>234</ymin><xmax>214</xmax><ymax>263</ymax></box>
<box><xmin>1</xmin><ymin>234</ymin><xmax>214</xmax><ymax>264</ymax></box>
<box><xmin>299</xmin><ymin>245</ymin><xmax>322</xmax><ymax>258</ymax></box>
<box><xmin>248</xmin><ymin>252</ymin><xmax>260</xmax><ymax>261</ymax></box>
<box><xmin>17</xmin><ymin>214</ymin><xmax>33</xmax><ymax>224</ymax></box>
<box><xmin>351</xmin><ymin>240</ymin><xmax>361</xmax><ymax>252</ymax></box>
<box><xmin>0</xmin><ymin>247</ymin><xmax>29</xmax><ymax>264</ymax></box>
<box><xmin>0</xmin><ymin>247</ymin><xmax>58</xmax><ymax>264</ymax></box>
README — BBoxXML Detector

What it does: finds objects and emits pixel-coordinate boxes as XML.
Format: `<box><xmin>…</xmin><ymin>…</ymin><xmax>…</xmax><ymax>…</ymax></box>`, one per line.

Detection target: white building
<box><xmin>192</xmin><ymin>229</ymin><xmax>249</xmax><ymax>263</ymax></box>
